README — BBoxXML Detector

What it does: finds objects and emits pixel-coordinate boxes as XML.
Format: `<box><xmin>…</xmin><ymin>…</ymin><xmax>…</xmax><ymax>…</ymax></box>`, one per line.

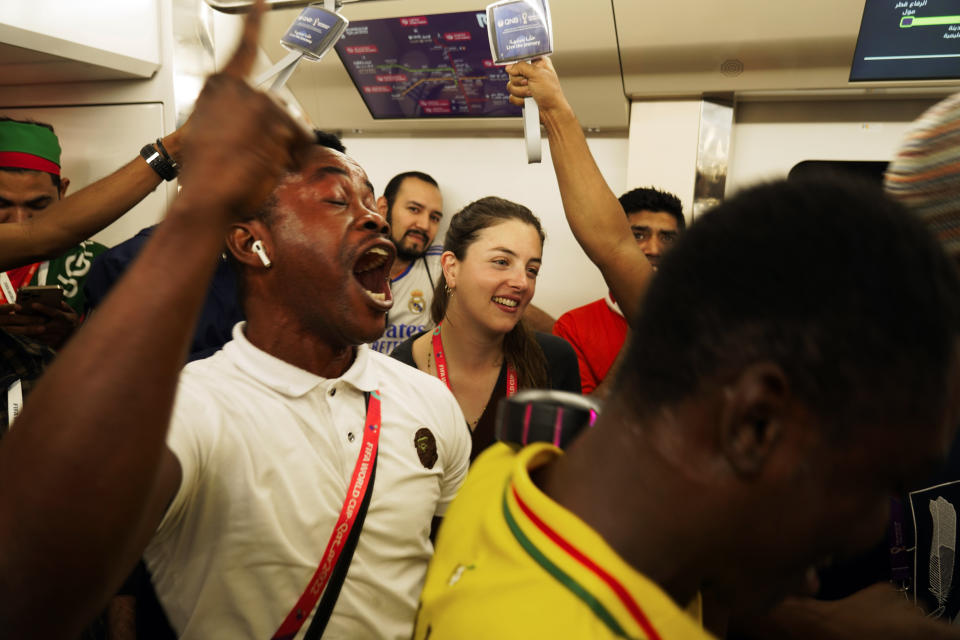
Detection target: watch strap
<box><xmin>140</xmin><ymin>143</ymin><xmax>177</xmax><ymax>181</ymax></box>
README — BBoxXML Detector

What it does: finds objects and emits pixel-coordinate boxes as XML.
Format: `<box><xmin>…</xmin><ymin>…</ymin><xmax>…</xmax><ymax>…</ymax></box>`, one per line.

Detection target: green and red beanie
<box><xmin>0</xmin><ymin>120</ymin><xmax>62</xmax><ymax>176</ymax></box>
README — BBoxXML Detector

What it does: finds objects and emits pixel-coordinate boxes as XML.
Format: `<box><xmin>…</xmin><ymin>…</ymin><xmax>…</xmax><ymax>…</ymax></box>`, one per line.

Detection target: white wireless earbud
<box><xmin>251</xmin><ymin>240</ymin><xmax>272</xmax><ymax>268</ymax></box>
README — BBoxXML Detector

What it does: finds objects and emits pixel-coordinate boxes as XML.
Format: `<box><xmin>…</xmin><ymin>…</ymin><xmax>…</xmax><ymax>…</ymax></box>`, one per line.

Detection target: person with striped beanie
<box><xmin>885</xmin><ymin>91</ymin><xmax>960</xmax><ymax>257</ymax></box>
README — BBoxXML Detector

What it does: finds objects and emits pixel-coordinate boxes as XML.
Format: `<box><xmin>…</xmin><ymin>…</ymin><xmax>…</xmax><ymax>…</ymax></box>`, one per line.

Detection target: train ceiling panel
<box><xmin>257</xmin><ymin>0</ymin><xmax>628</xmax><ymax>133</ymax></box>
<box><xmin>613</xmin><ymin>0</ymin><xmax>960</xmax><ymax>98</ymax></box>
<box><xmin>0</xmin><ymin>1</ymin><xmax>160</xmax><ymax>86</ymax></box>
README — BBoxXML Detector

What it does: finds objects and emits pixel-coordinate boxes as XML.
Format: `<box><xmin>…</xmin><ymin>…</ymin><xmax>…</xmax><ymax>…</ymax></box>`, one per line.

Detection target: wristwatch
<box><xmin>140</xmin><ymin>141</ymin><xmax>178</xmax><ymax>181</ymax></box>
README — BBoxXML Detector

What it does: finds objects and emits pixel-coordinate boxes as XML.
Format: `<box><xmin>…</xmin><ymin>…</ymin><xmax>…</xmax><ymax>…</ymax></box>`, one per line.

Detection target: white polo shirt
<box><xmin>144</xmin><ymin>323</ymin><xmax>470</xmax><ymax>640</ymax></box>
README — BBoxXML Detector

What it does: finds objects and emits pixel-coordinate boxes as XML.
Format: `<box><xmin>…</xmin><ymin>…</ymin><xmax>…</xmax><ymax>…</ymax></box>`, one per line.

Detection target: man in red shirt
<box><xmin>553</xmin><ymin>187</ymin><xmax>683</xmax><ymax>396</ymax></box>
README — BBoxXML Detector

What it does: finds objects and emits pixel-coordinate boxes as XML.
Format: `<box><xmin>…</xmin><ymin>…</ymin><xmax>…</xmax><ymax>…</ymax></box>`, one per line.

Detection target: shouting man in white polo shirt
<box><xmin>0</xmin><ymin>4</ymin><xmax>468</xmax><ymax>638</ymax></box>
<box><xmin>138</xmin><ymin>144</ymin><xmax>470</xmax><ymax>638</ymax></box>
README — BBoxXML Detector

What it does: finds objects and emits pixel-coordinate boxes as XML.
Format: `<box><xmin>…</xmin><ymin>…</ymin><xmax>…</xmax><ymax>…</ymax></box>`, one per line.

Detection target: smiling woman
<box><xmin>391</xmin><ymin>196</ymin><xmax>581</xmax><ymax>460</ymax></box>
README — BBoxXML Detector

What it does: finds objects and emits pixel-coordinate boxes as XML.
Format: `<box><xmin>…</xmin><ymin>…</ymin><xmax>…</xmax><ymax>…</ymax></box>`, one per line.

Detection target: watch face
<box><xmin>141</xmin><ymin>144</ymin><xmax>176</xmax><ymax>181</ymax></box>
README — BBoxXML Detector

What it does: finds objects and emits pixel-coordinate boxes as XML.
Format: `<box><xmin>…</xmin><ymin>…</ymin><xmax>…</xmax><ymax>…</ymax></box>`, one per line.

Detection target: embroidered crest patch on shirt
<box><xmin>409</xmin><ymin>289</ymin><xmax>426</xmax><ymax>314</ymax></box>
<box><xmin>414</xmin><ymin>427</ymin><xmax>438</xmax><ymax>469</ymax></box>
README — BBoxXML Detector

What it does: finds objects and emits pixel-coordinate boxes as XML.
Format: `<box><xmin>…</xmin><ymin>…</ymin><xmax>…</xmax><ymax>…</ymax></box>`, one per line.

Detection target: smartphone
<box><xmin>18</xmin><ymin>285</ymin><xmax>64</xmax><ymax>309</ymax></box>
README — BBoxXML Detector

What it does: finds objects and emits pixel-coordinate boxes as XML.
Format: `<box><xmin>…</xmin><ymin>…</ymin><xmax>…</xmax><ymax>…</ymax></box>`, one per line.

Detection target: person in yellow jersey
<box><xmin>418</xmin><ymin>440</ymin><xmax>707</xmax><ymax>639</ymax></box>
<box><xmin>414</xmin><ymin>171</ymin><xmax>960</xmax><ymax>638</ymax></box>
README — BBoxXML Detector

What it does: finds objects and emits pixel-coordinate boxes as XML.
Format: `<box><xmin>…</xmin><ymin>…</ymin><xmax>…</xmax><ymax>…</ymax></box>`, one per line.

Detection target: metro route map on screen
<box><xmin>334</xmin><ymin>11</ymin><xmax>523</xmax><ymax>119</ymax></box>
<box><xmin>851</xmin><ymin>0</ymin><xmax>960</xmax><ymax>81</ymax></box>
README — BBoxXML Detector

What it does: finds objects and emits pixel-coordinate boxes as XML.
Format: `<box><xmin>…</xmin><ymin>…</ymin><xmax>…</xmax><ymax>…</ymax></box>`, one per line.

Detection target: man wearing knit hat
<box><xmin>885</xmin><ymin>92</ymin><xmax>960</xmax><ymax>257</ymax></box>
<box><xmin>0</xmin><ymin>117</ymin><xmax>106</xmax><ymax>349</ymax></box>
<box><xmin>883</xmin><ymin>89</ymin><xmax>960</xmax><ymax>625</ymax></box>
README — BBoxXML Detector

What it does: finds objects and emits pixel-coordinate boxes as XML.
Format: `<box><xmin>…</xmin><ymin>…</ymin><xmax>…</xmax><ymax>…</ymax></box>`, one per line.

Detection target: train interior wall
<box><xmin>2</xmin><ymin>98</ymin><xmax>940</xmax><ymax>319</ymax></box>
<box><xmin>1</xmin><ymin>3</ymin><xmax>950</xmax><ymax>319</ymax></box>
<box><xmin>728</xmin><ymin>98</ymin><xmax>940</xmax><ymax>193</ymax></box>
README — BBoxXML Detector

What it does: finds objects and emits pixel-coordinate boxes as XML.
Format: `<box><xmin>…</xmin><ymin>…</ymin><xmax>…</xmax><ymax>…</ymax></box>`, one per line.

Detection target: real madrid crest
<box><xmin>408</xmin><ymin>289</ymin><xmax>426</xmax><ymax>314</ymax></box>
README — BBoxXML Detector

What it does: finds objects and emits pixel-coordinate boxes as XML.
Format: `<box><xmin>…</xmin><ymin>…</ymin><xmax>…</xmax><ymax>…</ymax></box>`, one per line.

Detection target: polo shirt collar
<box><xmin>223</xmin><ymin>322</ymin><xmax>378</xmax><ymax>397</ymax></box>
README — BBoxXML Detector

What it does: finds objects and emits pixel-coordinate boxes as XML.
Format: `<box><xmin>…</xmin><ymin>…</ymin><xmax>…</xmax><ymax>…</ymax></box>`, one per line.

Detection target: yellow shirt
<box><xmin>415</xmin><ymin>443</ymin><xmax>713</xmax><ymax>640</ymax></box>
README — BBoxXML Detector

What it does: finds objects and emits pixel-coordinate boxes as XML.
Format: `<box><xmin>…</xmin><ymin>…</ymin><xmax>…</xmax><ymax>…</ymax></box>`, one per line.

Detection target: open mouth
<box><xmin>492</xmin><ymin>295</ymin><xmax>520</xmax><ymax>311</ymax></box>
<box><xmin>353</xmin><ymin>244</ymin><xmax>394</xmax><ymax>309</ymax></box>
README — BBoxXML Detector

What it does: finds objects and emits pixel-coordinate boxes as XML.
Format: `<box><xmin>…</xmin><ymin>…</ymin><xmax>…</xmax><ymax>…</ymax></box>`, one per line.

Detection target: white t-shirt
<box><xmin>370</xmin><ymin>247</ymin><xmax>442</xmax><ymax>355</ymax></box>
<box><xmin>144</xmin><ymin>323</ymin><xmax>470</xmax><ymax>640</ymax></box>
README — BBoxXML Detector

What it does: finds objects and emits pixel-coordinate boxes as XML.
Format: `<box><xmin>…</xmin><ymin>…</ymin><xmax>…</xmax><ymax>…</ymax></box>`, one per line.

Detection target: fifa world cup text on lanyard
<box><xmin>486</xmin><ymin>0</ymin><xmax>554</xmax><ymax>163</ymax></box>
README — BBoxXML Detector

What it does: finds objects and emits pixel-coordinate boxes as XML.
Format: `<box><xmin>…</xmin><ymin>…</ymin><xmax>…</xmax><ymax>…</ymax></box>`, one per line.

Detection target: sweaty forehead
<box><xmin>0</xmin><ymin>170</ymin><xmax>58</xmax><ymax>199</ymax></box>
<box><xmin>291</xmin><ymin>147</ymin><xmax>372</xmax><ymax>191</ymax></box>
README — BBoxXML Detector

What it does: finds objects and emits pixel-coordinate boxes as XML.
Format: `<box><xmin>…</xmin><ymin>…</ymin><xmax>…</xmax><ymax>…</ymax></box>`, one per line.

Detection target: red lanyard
<box><xmin>0</xmin><ymin>262</ymin><xmax>40</xmax><ymax>304</ymax></box>
<box><xmin>272</xmin><ymin>390</ymin><xmax>382</xmax><ymax>640</ymax></box>
<box><xmin>432</xmin><ymin>323</ymin><xmax>518</xmax><ymax>396</ymax></box>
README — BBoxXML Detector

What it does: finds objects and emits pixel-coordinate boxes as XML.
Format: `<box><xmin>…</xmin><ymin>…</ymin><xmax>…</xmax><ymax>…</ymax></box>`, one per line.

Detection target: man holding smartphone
<box><xmin>0</xmin><ymin>118</ymin><xmax>106</xmax><ymax>349</ymax></box>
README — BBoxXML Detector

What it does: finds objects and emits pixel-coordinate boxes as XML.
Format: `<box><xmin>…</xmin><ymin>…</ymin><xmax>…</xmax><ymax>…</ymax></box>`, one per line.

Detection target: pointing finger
<box><xmin>222</xmin><ymin>0</ymin><xmax>266</xmax><ymax>79</ymax></box>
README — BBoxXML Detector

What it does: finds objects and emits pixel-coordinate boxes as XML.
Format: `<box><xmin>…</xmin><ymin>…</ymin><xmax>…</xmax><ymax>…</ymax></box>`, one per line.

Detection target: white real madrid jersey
<box><xmin>370</xmin><ymin>246</ymin><xmax>441</xmax><ymax>355</ymax></box>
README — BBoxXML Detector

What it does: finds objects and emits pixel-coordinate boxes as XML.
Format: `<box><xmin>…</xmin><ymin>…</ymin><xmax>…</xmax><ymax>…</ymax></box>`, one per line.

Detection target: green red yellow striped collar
<box><xmin>502</xmin><ymin>443</ymin><xmax>702</xmax><ymax>640</ymax></box>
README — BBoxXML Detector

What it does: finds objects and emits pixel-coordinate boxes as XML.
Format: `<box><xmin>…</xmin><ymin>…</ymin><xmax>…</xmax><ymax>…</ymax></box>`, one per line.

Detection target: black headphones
<box><xmin>496</xmin><ymin>390</ymin><xmax>599</xmax><ymax>450</ymax></box>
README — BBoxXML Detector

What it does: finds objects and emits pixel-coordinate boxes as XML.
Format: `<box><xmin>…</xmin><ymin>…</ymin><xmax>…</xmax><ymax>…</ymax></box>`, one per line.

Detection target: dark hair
<box><xmin>618</xmin><ymin>186</ymin><xmax>685</xmax><ymax>231</ymax></box>
<box><xmin>382</xmin><ymin>171</ymin><xmax>439</xmax><ymax>222</ymax></box>
<box><xmin>431</xmin><ymin>196</ymin><xmax>549</xmax><ymax>388</ymax></box>
<box><xmin>0</xmin><ymin>116</ymin><xmax>61</xmax><ymax>189</ymax></box>
<box><xmin>615</xmin><ymin>176</ymin><xmax>960</xmax><ymax>435</ymax></box>
<box><xmin>313</xmin><ymin>129</ymin><xmax>346</xmax><ymax>154</ymax></box>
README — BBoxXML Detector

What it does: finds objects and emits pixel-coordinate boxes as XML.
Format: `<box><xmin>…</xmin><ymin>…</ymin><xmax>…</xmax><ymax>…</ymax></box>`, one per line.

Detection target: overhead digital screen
<box><xmin>334</xmin><ymin>11</ymin><xmax>522</xmax><ymax>119</ymax></box>
<box><xmin>851</xmin><ymin>0</ymin><xmax>960</xmax><ymax>81</ymax></box>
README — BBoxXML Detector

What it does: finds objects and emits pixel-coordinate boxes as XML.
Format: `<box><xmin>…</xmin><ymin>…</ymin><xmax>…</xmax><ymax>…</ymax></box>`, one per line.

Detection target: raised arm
<box><xmin>0</xmin><ymin>3</ymin><xmax>311</xmax><ymax>637</ymax></box>
<box><xmin>0</xmin><ymin>130</ymin><xmax>184</xmax><ymax>272</ymax></box>
<box><xmin>506</xmin><ymin>57</ymin><xmax>652</xmax><ymax>323</ymax></box>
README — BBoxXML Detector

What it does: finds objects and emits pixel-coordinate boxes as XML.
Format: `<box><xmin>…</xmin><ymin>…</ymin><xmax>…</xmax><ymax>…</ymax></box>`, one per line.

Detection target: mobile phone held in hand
<box><xmin>18</xmin><ymin>285</ymin><xmax>64</xmax><ymax>309</ymax></box>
